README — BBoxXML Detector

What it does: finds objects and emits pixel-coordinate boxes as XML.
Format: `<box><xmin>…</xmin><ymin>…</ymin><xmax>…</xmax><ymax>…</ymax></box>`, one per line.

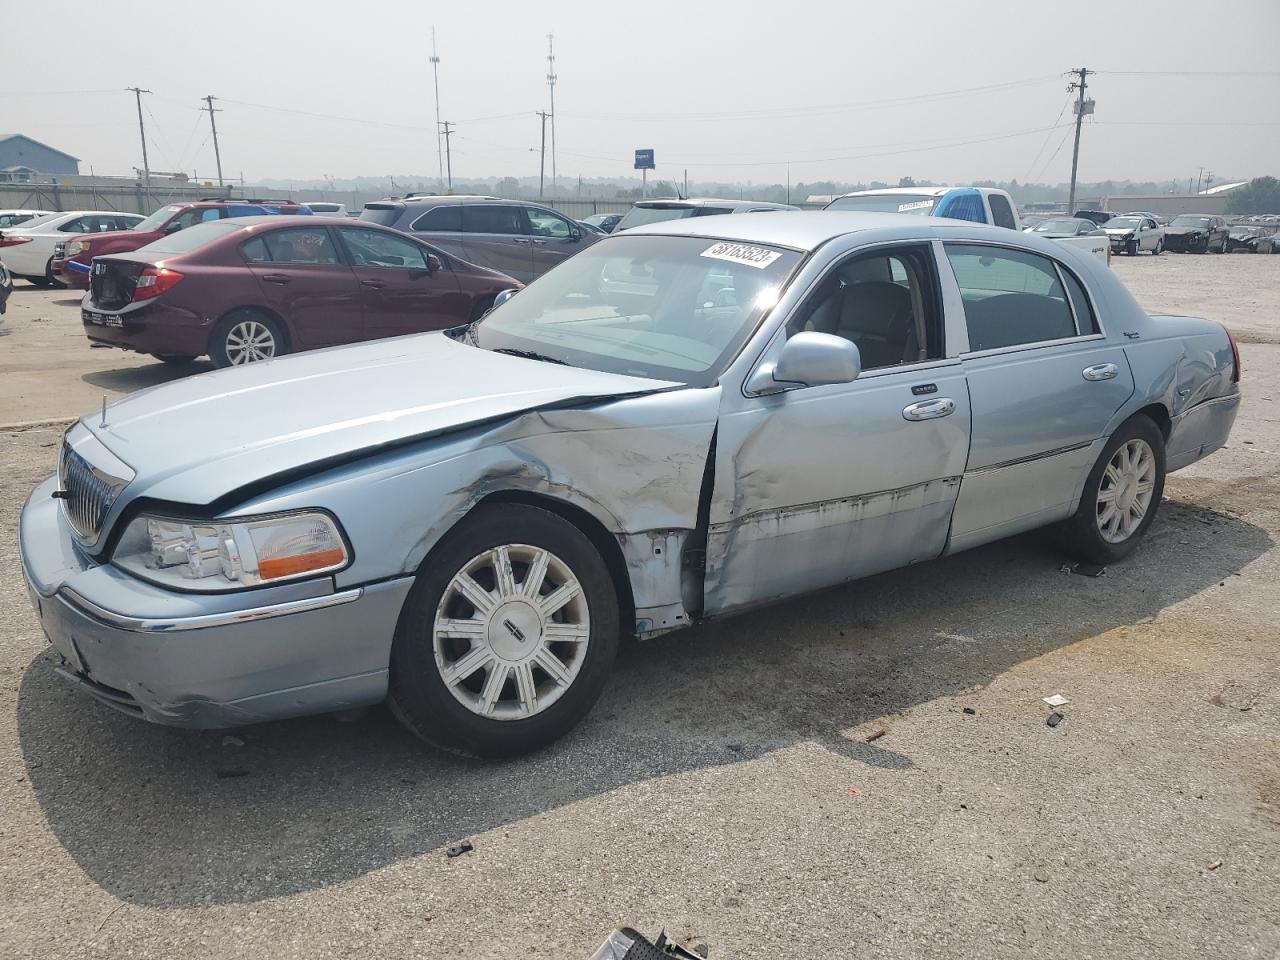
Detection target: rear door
<box><xmin>460</xmin><ymin>204</ymin><xmax>536</xmax><ymax>282</ymax></box>
<box><xmin>406</xmin><ymin>203</ymin><xmax>468</xmax><ymax>262</ymax></box>
<box><xmin>943</xmin><ymin>243</ymin><xmax>1134</xmax><ymax>553</ymax></box>
<box><xmin>240</xmin><ymin>225</ymin><xmax>365</xmax><ymax>348</ymax></box>
<box><xmin>336</xmin><ymin>225</ymin><xmax>465</xmax><ymax>339</ymax></box>
<box><xmin>522</xmin><ymin>205</ymin><xmax>590</xmax><ymax>276</ymax></box>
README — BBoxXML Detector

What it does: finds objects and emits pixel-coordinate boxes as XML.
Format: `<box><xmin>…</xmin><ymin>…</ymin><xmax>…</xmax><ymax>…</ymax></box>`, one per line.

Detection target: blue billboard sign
<box><xmin>634</xmin><ymin>149</ymin><xmax>655</xmax><ymax>170</ymax></box>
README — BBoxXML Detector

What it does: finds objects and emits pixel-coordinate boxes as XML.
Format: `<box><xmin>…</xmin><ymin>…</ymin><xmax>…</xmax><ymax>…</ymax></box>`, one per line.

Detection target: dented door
<box><xmin>702</xmin><ymin>364</ymin><xmax>971</xmax><ymax>615</ymax></box>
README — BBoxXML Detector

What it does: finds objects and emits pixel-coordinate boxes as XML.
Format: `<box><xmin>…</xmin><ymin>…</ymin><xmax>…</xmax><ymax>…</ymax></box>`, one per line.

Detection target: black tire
<box><xmin>1126</xmin><ymin>240</ymin><xmax>1137</xmax><ymax>256</ymax></box>
<box><xmin>1152</xmin><ymin>240</ymin><xmax>1162</xmax><ymax>256</ymax></box>
<box><xmin>1059</xmin><ymin>415</ymin><xmax>1167</xmax><ymax>565</ymax></box>
<box><xmin>209</xmin><ymin>309</ymin><xmax>288</xmax><ymax>368</ymax></box>
<box><xmin>27</xmin><ymin>274</ymin><xmax>52</xmax><ymax>287</ymax></box>
<box><xmin>388</xmin><ymin>503</ymin><xmax>621</xmax><ymax>758</ymax></box>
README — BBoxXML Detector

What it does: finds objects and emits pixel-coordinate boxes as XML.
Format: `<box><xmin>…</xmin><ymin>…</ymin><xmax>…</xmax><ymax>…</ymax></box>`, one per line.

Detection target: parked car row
<box><xmin>0</xmin><ymin>210</ymin><xmax>146</xmax><ymax>284</ymax></box>
<box><xmin>21</xmin><ymin>210</ymin><xmax>1242</xmax><ymax>755</ymax></box>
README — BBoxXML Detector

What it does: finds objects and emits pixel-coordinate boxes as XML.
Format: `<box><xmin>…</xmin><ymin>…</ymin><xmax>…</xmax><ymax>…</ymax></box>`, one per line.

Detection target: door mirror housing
<box><xmin>492</xmin><ymin>287</ymin><xmax>520</xmax><ymax>309</ymax></box>
<box><xmin>164</xmin><ymin>221</ymin><xmax>183</xmax><ymax>234</ymax></box>
<box><xmin>746</xmin><ymin>332</ymin><xmax>862</xmax><ymax>395</ymax></box>
<box><xmin>426</xmin><ymin>253</ymin><xmax>443</xmax><ymax>274</ymax></box>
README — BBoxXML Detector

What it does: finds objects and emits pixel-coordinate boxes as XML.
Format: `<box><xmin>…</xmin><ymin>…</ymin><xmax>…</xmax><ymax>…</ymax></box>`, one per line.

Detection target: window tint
<box><xmin>58</xmin><ymin>218</ymin><xmax>88</xmax><ymax>233</ymax></box>
<box><xmin>692</xmin><ymin>206</ymin><xmax>734</xmax><ymax>217</ymax></box>
<box><xmin>241</xmin><ymin>227</ymin><xmax>339</xmax><ymax>264</ymax></box>
<box><xmin>340</xmin><ymin>227</ymin><xmax>428</xmax><ymax>269</ymax></box>
<box><xmin>463</xmin><ymin>205</ymin><xmax>522</xmax><ymax>235</ymax></box>
<box><xmin>787</xmin><ymin>245</ymin><xmax>941</xmax><ymax>369</ymax></box>
<box><xmin>526</xmin><ymin>207</ymin><xmax>573</xmax><ymax>238</ymax></box>
<box><xmin>1060</xmin><ymin>268</ymin><xmax>1098</xmax><ymax>335</ymax></box>
<box><xmin>411</xmin><ymin>205</ymin><xmax>462</xmax><ymax>232</ymax></box>
<box><xmin>173</xmin><ymin>207</ymin><xmax>223</xmax><ymax>230</ymax></box>
<box><xmin>945</xmin><ymin>244</ymin><xmax>1076</xmax><ymax>351</ymax></box>
<box><xmin>114</xmin><ymin>215</ymin><xmax>143</xmax><ymax>230</ymax></box>
<box><xmin>988</xmin><ymin>193</ymin><xmax>1017</xmax><ymax>229</ymax></box>
<box><xmin>359</xmin><ymin>203</ymin><xmax>403</xmax><ymax>227</ymax></box>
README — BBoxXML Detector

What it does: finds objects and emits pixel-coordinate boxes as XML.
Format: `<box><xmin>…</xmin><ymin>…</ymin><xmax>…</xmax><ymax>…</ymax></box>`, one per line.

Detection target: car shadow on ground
<box><xmin>82</xmin><ymin>360</ymin><xmax>213</xmax><ymax>394</ymax></box>
<box><xmin>16</xmin><ymin>498</ymin><xmax>1271</xmax><ymax>907</ymax></box>
<box><xmin>52</xmin><ymin>298</ymin><xmax>82</xmax><ymax>307</ymax></box>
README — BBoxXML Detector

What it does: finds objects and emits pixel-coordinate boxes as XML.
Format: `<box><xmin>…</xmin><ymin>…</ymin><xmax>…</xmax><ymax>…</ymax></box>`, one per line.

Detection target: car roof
<box><xmin>832</xmin><ymin>187</ymin><xmax>953</xmax><ymax>199</ymax></box>
<box><xmin>631</xmin><ymin>197</ymin><xmax>796</xmax><ymax>210</ymax></box>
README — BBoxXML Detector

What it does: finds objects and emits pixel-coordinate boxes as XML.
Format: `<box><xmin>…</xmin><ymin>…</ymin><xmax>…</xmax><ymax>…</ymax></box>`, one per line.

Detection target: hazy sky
<box><xmin>4</xmin><ymin>0</ymin><xmax>1278</xmax><ymax>188</ymax></box>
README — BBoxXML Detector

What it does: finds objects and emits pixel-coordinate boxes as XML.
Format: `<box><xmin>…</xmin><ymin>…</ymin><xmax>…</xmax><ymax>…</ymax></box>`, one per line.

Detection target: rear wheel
<box><xmin>1152</xmin><ymin>240</ymin><xmax>1163</xmax><ymax>255</ymax></box>
<box><xmin>210</xmin><ymin>310</ymin><xmax>288</xmax><ymax>368</ymax></box>
<box><xmin>1059</xmin><ymin>415</ymin><xmax>1166</xmax><ymax>565</ymax></box>
<box><xmin>388</xmin><ymin>503</ymin><xmax>620</xmax><ymax>757</ymax></box>
<box><xmin>1126</xmin><ymin>240</ymin><xmax>1137</xmax><ymax>256</ymax></box>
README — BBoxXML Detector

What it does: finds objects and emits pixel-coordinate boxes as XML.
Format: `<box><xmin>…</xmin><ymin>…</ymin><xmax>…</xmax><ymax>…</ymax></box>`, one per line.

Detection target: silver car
<box><xmin>20</xmin><ymin>213</ymin><xmax>1241</xmax><ymax>756</ymax></box>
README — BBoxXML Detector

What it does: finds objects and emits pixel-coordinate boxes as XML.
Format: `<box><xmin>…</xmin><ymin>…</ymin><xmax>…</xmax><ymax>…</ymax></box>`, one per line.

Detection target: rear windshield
<box><xmin>359</xmin><ymin>204</ymin><xmax>403</xmax><ymax>227</ymax></box>
<box><xmin>826</xmin><ymin>194</ymin><xmax>938</xmax><ymax>215</ymax></box>
<box><xmin>1105</xmin><ymin>217</ymin><xmax>1141</xmax><ymax>229</ymax></box>
<box><xmin>135</xmin><ymin>220</ymin><xmax>246</xmax><ymax>255</ymax></box>
<box><xmin>1033</xmin><ymin>219</ymin><xmax>1083</xmax><ymax>233</ymax></box>
<box><xmin>615</xmin><ymin>205</ymin><xmax>698</xmax><ymax>231</ymax></box>
<box><xmin>307</xmin><ymin>203</ymin><xmax>342</xmax><ymax>213</ymax></box>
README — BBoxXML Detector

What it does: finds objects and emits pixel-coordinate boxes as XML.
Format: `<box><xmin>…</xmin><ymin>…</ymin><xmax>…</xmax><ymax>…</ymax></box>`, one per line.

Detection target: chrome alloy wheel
<box><xmin>225</xmin><ymin>319</ymin><xmax>277</xmax><ymax>364</ymax></box>
<box><xmin>433</xmin><ymin>544</ymin><xmax>590</xmax><ymax>720</ymax></box>
<box><xmin>1097</xmin><ymin>438</ymin><xmax>1156</xmax><ymax>543</ymax></box>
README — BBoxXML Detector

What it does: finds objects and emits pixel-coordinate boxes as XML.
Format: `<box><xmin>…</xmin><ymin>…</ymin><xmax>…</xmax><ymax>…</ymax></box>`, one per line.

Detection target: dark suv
<box><xmin>359</xmin><ymin>196</ymin><xmax>599</xmax><ymax>283</ymax></box>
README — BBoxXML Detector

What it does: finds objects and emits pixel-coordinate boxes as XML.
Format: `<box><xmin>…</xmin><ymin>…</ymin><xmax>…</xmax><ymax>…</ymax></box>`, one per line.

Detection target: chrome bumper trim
<box><xmin>58</xmin><ymin>586</ymin><xmax>364</xmax><ymax>634</ymax></box>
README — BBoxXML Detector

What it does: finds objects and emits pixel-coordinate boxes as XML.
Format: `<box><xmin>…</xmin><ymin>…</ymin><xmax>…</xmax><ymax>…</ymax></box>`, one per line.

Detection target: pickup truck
<box><xmin>825</xmin><ymin>187</ymin><xmax>1110</xmax><ymax>263</ymax></box>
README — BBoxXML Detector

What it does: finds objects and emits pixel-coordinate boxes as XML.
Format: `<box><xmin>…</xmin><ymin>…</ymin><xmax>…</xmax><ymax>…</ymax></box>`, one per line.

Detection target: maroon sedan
<box><xmin>82</xmin><ymin>217</ymin><xmax>519</xmax><ymax>366</ymax></box>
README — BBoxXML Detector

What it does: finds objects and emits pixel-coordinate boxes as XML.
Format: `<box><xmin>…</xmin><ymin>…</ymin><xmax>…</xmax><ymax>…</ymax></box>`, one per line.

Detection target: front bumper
<box><xmin>20</xmin><ymin>474</ymin><xmax>414</xmax><ymax>728</ymax></box>
<box><xmin>1164</xmin><ymin>234</ymin><xmax>1205</xmax><ymax>252</ymax></box>
<box><xmin>52</xmin><ymin>257</ymin><xmax>91</xmax><ymax>288</ymax></box>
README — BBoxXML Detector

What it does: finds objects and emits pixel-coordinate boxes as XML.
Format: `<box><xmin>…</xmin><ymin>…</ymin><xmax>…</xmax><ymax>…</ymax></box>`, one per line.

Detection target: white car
<box><xmin>1102</xmin><ymin>215</ymin><xmax>1165</xmax><ymax>256</ymax></box>
<box><xmin>302</xmin><ymin>201</ymin><xmax>348</xmax><ymax>216</ymax></box>
<box><xmin>0</xmin><ymin>210</ymin><xmax>144</xmax><ymax>285</ymax></box>
<box><xmin>0</xmin><ymin>209</ymin><xmax>56</xmax><ymax>229</ymax></box>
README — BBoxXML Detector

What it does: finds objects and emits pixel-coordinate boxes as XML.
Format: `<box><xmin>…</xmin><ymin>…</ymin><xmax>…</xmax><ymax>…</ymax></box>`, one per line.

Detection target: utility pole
<box><xmin>430</xmin><ymin>28</ymin><xmax>444</xmax><ymax>192</ymax></box>
<box><xmin>1066</xmin><ymin>67</ymin><xmax>1091</xmax><ymax>215</ymax></box>
<box><xmin>202</xmin><ymin>95</ymin><xmax>224</xmax><ymax>189</ymax></box>
<box><xmin>126</xmin><ymin>87</ymin><xmax>152</xmax><ymax>198</ymax></box>
<box><xmin>440</xmin><ymin>121</ymin><xmax>454</xmax><ymax>192</ymax></box>
<box><xmin>546</xmin><ymin>34</ymin><xmax>557</xmax><ymax>196</ymax></box>
<box><xmin>536</xmin><ymin>111</ymin><xmax>550</xmax><ymax>200</ymax></box>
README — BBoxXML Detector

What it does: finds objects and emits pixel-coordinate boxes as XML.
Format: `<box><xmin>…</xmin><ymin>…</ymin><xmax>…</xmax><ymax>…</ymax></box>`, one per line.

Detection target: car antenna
<box><xmin>99</xmin><ymin>395</ymin><xmax>108</xmax><ymax>428</ymax></box>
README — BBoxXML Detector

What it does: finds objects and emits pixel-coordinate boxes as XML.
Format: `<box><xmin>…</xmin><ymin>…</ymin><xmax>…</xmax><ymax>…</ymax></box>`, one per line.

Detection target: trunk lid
<box><xmin>88</xmin><ymin>256</ymin><xmax>153</xmax><ymax>310</ymax></box>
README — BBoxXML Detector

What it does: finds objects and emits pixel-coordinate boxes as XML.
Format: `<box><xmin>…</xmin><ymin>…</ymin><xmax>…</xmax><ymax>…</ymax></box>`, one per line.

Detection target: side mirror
<box><xmin>746</xmin><ymin>332</ymin><xmax>861</xmax><ymax>395</ymax></box>
<box><xmin>492</xmin><ymin>288</ymin><xmax>520</xmax><ymax>309</ymax></box>
<box><xmin>164</xmin><ymin>221</ymin><xmax>183</xmax><ymax>234</ymax></box>
<box><xmin>426</xmin><ymin>254</ymin><xmax>443</xmax><ymax>273</ymax></box>
<box><xmin>569</xmin><ymin>227</ymin><xmax>581</xmax><ymax>242</ymax></box>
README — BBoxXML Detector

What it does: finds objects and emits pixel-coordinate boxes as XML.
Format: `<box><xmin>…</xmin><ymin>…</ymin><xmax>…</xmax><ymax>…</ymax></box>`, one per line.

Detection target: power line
<box><xmin>1094</xmin><ymin>69</ymin><xmax>1280</xmax><ymax>77</ymax></box>
<box><xmin>1023</xmin><ymin>92</ymin><xmax>1075</xmax><ymax>182</ymax></box>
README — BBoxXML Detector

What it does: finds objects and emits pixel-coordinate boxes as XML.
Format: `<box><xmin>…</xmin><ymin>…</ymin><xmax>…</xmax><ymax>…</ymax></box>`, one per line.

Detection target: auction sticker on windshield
<box><xmin>898</xmin><ymin>200</ymin><xmax>934</xmax><ymax>212</ymax></box>
<box><xmin>700</xmin><ymin>241</ymin><xmax>782</xmax><ymax>269</ymax></box>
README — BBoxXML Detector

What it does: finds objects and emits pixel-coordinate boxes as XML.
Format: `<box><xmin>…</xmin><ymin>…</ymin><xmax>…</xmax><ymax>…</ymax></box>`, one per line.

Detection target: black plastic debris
<box><xmin>445</xmin><ymin>840</ymin><xmax>474</xmax><ymax>859</ymax></box>
<box><xmin>1046</xmin><ymin>712</ymin><xmax>1065</xmax><ymax>728</ymax></box>
<box><xmin>962</xmin><ymin>707</ymin><xmax>977</xmax><ymax>716</ymax></box>
<box><xmin>1068</xmin><ymin>562</ymin><xmax>1107</xmax><ymax>578</ymax></box>
<box><xmin>588</xmin><ymin>928</ymin><xmax>706</xmax><ymax>959</ymax></box>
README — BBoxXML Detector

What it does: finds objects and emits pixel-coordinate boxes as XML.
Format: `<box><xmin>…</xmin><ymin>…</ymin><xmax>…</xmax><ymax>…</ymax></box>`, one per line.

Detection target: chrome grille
<box><xmin>59</xmin><ymin>442</ymin><xmax>126</xmax><ymax>539</ymax></box>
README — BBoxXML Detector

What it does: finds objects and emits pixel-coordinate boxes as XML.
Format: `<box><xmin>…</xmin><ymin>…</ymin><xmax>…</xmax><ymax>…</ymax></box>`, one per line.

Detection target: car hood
<box><xmin>84</xmin><ymin>333</ymin><xmax>675</xmax><ymax>507</ymax></box>
<box><xmin>1104</xmin><ymin>227</ymin><xmax>1136</xmax><ymax>235</ymax></box>
<box><xmin>1165</xmin><ymin>226</ymin><xmax>1205</xmax><ymax>235</ymax></box>
<box><xmin>65</xmin><ymin>227</ymin><xmax>154</xmax><ymax>252</ymax></box>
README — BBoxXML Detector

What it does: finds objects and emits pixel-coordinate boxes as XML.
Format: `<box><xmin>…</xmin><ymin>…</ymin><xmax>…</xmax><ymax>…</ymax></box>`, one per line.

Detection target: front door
<box><xmin>522</xmin><ymin>205</ymin><xmax>588</xmax><ymax>277</ymax></box>
<box><xmin>242</xmin><ymin>225</ymin><xmax>364</xmax><ymax>348</ymax></box>
<box><xmin>336</xmin><ymin>226</ymin><xmax>464</xmax><ymax>339</ymax></box>
<box><xmin>941</xmin><ymin>243</ymin><xmax>1135</xmax><ymax>553</ymax></box>
<box><xmin>703</xmin><ymin>243</ymin><xmax>972</xmax><ymax>615</ymax></box>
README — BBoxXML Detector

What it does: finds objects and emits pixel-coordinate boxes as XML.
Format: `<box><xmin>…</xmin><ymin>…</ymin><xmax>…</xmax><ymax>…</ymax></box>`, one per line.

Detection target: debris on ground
<box><xmin>1068</xmin><ymin>562</ymin><xmax>1107</xmax><ymax>578</ymax></box>
<box><xmin>588</xmin><ymin>928</ymin><xmax>707</xmax><ymax>960</ymax></box>
<box><xmin>221</xmin><ymin>735</ymin><xmax>245</xmax><ymax>748</ymax></box>
<box><xmin>1034</xmin><ymin>871</ymin><xmax>1050</xmax><ymax>883</ymax></box>
<box><xmin>848</xmin><ymin>787</ymin><xmax>863</xmax><ymax>798</ymax></box>
<box><xmin>1207</xmin><ymin>860</ymin><xmax>1223</xmax><ymax>871</ymax></box>
<box><xmin>445</xmin><ymin>840</ymin><xmax>474</xmax><ymax>859</ymax></box>
<box><xmin>962</xmin><ymin>707</ymin><xmax>977</xmax><ymax>715</ymax></box>
<box><xmin>1047</xmin><ymin>712</ymin><xmax>1065</xmax><ymax>728</ymax></box>
<box><xmin>1042</xmin><ymin>694</ymin><xmax>1069</xmax><ymax>708</ymax></box>
<box><xmin>1209</xmin><ymin>681</ymin><xmax>1260</xmax><ymax>711</ymax></box>
<box><xmin>865</xmin><ymin>729</ymin><xmax>886</xmax><ymax>743</ymax></box>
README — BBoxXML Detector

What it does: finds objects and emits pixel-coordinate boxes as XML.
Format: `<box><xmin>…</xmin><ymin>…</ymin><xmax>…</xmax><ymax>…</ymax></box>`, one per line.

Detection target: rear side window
<box><xmin>463</xmin><ymin>205</ymin><xmax>522</xmax><ymax>235</ymax></box>
<box><xmin>241</xmin><ymin>227</ymin><xmax>340</xmax><ymax>264</ymax></box>
<box><xmin>1060</xmin><ymin>268</ymin><xmax>1099</xmax><ymax>334</ymax></box>
<box><xmin>945</xmin><ymin>244</ymin><xmax>1076</xmax><ymax>351</ymax></box>
<box><xmin>692</xmin><ymin>207</ymin><xmax>733</xmax><ymax>217</ymax></box>
<box><xmin>988</xmin><ymin>194</ymin><xmax>1017</xmax><ymax>230</ymax></box>
<box><xmin>411</xmin><ymin>205</ymin><xmax>463</xmax><ymax>232</ymax></box>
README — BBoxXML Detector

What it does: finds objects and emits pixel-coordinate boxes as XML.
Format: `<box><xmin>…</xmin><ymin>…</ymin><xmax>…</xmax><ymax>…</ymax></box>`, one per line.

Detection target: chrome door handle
<box><xmin>261</xmin><ymin>274</ymin><xmax>292</xmax><ymax>285</ymax></box>
<box><xmin>1082</xmin><ymin>363</ymin><xmax>1119</xmax><ymax>381</ymax></box>
<box><xmin>902</xmin><ymin>398</ymin><xmax>956</xmax><ymax>421</ymax></box>
<box><xmin>360</xmin><ymin>278</ymin><xmax>386</xmax><ymax>289</ymax></box>
<box><xmin>512</xmin><ymin>238</ymin><xmax>531</xmax><ymax>244</ymax></box>
<box><xmin>530</xmin><ymin>239</ymin><xmax>547</xmax><ymax>245</ymax></box>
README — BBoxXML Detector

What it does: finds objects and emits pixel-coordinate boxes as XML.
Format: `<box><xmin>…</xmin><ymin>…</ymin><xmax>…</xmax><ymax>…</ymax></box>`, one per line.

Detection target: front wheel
<box><xmin>1126</xmin><ymin>240</ymin><xmax>1137</xmax><ymax>256</ymax></box>
<box><xmin>1059</xmin><ymin>415</ymin><xmax>1166</xmax><ymax>565</ymax></box>
<box><xmin>388</xmin><ymin>503</ymin><xmax>620</xmax><ymax>757</ymax></box>
<box><xmin>1152</xmin><ymin>240</ymin><xmax>1163</xmax><ymax>255</ymax></box>
<box><xmin>210</xmin><ymin>310</ymin><xmax>288</xmax><ymax>368</ymax></box>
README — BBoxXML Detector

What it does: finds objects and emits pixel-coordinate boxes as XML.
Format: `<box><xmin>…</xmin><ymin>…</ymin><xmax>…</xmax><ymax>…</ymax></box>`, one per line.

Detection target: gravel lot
<box><xmin>1</xmin><ymin>254</ymin><xmax>1277</xmax><ymax>959</ymax></box>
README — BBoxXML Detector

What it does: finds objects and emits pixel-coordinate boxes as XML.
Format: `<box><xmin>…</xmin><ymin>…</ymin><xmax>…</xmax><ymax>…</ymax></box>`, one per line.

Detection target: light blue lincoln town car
<box><xmin>20</xmin><ymin>212</ymin><xmax>1240</xmax><ymax>756</ymax></box>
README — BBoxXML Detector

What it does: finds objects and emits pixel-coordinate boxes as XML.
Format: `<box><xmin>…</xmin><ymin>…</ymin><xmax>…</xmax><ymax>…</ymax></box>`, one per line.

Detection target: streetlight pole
<box><xmin>126</xmin><ymin>87</ymin><xmax>152</xmax><ymax>200</ymax></box>
<box><xmin>203</xmin><ymin>95</ymin><xmax>224</xmax><ymax>189</ymax></box>
<box><xmin>546</xmin><ymin>34</ymin><xmax>557</xmax><ymax>196</ymax></box>
<box><xmin>1066</xmin><ymin>67</ymin><xmax>1091</xmax><ymax>215</ymax></box>
<box><xmin>430</xmin><ymin>28</ymin><xmax>444</xmax><ymax>193</ymax></box>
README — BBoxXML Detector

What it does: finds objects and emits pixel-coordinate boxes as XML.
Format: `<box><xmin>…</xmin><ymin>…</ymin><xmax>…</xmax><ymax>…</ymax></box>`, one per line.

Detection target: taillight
<box><xmin>132</xmin><ymin>266</ymin><xmax>184</xmax><ymax>301</ymax></box>
<box><xmin>1220</xmin><ymin>323</ymin><xmax>1241</xmax><ymax>383</ymax></box>
<box><xmin>0</xmin><ymin>236</ymin><xmax>32</xmax><ymax>248</ymax></box>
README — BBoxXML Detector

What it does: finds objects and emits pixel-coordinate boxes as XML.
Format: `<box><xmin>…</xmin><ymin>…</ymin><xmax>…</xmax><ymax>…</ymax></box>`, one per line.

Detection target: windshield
<box><xmin>359</xmin><ymin>204</ymin><xmax>402</xmax><ymax>227</ymax></box>
<box><xmin>307</xmin><ymin>203</ymin><xmax>342</xmax><ymax>212</ymax></box>
<box><xmin>1171</xmin><ymin>216</ymin><xmax>1212</xmax><ymax>227</ymax></box>
<box><xmin>133</xmin><ymin>206</ymin><xmax>182</xmax><ymax>232</ymax></box>
<box><xmin>1033</xmin><ymin>218</ymin><xmax>1082</xmax><ymax>233</ymax></box>
<box><xmin>136</xmin><ymin>220</ymin><xmax>246</xmax><ymax>255</ymax></box>
<box><xmin>469</xmin><ymin>234</ymin><xmax>800</xmax><ymax>386</ymax></box>
<box><xmin>1105</xmin><ymin>217</ymin><xmax>1141</xmax><ymax>229</ymax></box>
<box><xmin>615</xmin><ymin>205</ymin><xmax>699</xmax><ymax>231</ymax></box>
<box><xmin>825</xmin><ymin>193</ymin><xmax>938</xmax><ymax>215</ymax></box>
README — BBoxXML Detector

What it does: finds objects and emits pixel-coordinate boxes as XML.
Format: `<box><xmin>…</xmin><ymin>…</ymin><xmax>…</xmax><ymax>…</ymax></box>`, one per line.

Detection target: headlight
<box><xmin>112</xmin><ymin>510</ymin><xmax>349</xmax><ymax>591</ymax></box>
<box><xmin>65</xmin><ymin>240</ymin><xmax>87</xmax><ymax>257</ymax></box>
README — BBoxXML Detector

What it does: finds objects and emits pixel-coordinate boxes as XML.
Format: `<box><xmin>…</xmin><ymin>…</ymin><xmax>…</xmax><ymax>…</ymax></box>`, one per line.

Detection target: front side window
<box><xmin>172</xmin><ymin>207</ymin><xmax>223</xmax><ymax>230</ymax></box>
<box><xmin>132</xmin><ymin>205</ymin><xmax>182</xmax><ymax>232</ymax></box>
<box><xmin>525</xmin><ymin>207</ymin><xmax>574</xmax><ymax>238</ymax></box>
<box><xmin>462</xmin><ymin>205</ymin><xmax>522</xmax><ymax>235</ymax></box>
<box><xmin>469</xmin><ymin>234</ymin><xmax>800</xmax><ymax>385</ymax></box>
<box><xmin>339</xmin><ymin>227</ymin><xmax>428</xmax><ymax>269</ymax></box>
<box><xmin>241</xmin><ymin>227</ymin><xmax>339</xmax><ymax>264</ymax></box>
<box><xmin>945</xmin><ymin>245</ymin><xmax>1077</xmax><ymax>351</ymax></box>
<box><xmin>988</xmin><ymin>193</ymin><xmax>1018</xmax><ymax>229</ymax></box>
<box><xmin>786</xmin><ymin>245</ymin><xmax>941</xmax><ymax>370</ymax></box>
